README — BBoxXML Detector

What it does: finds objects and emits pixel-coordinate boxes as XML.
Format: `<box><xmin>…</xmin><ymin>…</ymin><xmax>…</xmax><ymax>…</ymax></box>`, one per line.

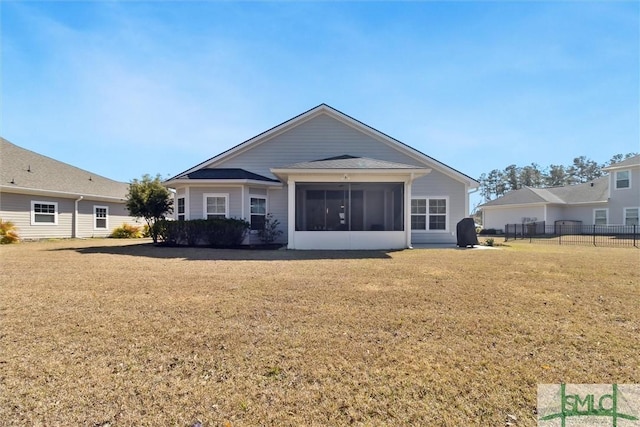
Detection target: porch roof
<box><xmin>271</xmin><ymin>155</ymin><xmax>431</xmax><ymax>182</ymax></box>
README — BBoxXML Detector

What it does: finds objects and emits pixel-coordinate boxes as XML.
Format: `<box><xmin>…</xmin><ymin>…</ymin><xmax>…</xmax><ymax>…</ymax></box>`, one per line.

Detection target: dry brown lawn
<box><xmin>1</xmin><ymin>239</ymin><xmax>638</xmax><ymax>426</ymax></box>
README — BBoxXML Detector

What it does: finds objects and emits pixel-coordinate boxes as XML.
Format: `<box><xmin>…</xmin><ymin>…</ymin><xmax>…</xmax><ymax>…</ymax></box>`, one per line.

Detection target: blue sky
<box><xmin>2</xmin><ymin>1</ymin><xmax>639</xmax><ymax>211</ymax></box>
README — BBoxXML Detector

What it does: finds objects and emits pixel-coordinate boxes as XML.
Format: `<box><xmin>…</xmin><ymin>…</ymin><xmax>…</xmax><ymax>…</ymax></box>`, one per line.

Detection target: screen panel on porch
<box><xmin>295</xmin><ymin>183</ymin><xmax>404</xmax><ymax>231</ymax></box>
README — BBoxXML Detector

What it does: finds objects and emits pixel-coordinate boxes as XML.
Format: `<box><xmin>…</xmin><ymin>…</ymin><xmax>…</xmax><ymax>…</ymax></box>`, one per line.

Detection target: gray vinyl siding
<box><xmin>0</xmin><ymin>192</ymin><xmax>138</xmax><ymax>239</ymax></box>
<box><xmin>560</xmin><ymin>204</ymin><xmax>606</xmax><ymax>225</ymax></box>
<box><xmin>608</xmin><ymin>168</ymin><xmax>640</xmax><ymax>225</ymax></box>
<box><xmin>212</xmin><ymin>114</ymin><xmax>427</xmax><ymax>177</ymax></box>
<box><xmin>188</xmin><ymin>187</ymin><xmax>243</xmax><ymax>219</ymax></box>
<box><xmin>209</xmin><ymin>114</ymin><xmax>468</xmax><ymax>245</ymax></box>
<box><xmin>76</xmin><ymin>201</ymin><xmax>141</xmax><ymax>238</ymax></box>
<box><xmin>0</xmin><ymin>193</ymin><xmax>74</xmax><ymax>239</ymax></box>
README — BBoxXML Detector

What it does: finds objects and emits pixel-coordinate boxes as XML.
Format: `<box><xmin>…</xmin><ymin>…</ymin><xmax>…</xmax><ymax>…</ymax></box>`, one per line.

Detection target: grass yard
<box><xmin>1</xmin><ymin>239</ymin><xmax>638</xmax><ymax>426</ymax></box>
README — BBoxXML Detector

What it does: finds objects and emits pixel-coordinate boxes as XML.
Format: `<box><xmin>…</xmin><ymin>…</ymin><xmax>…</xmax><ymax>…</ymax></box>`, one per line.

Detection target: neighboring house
<box><xmin>0</xmin><ymin>138</ymin><xmax>140</xmax><ymax>239</ymax></box>
<box><xmin>480</xmin><ymin>155</ymin><xmax>640</xmax><ymax>230</ymax></box>
<box><xmin>164</xmin><ymin>104</ymin><xmax>479</xmax><ymax>249</ymax></box>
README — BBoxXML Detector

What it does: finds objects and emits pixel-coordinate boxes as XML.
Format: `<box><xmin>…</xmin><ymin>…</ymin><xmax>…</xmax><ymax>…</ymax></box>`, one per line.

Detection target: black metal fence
<box><xmin>504</xmin><ymin>222</ymin><xmax>638</xmax><ymax>248</ymax></box>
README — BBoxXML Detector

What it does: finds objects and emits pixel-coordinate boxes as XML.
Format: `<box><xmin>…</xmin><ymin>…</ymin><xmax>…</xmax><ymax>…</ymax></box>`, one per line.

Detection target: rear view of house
<box><xmin>0</xmin><ymin>138</ymin><xmax>140</xmax><ymax>239</ymax></box>
<box><xmin>164</xmin><ymin>104</ymin><xmax>479</xmax><ymax>249</ymax></box>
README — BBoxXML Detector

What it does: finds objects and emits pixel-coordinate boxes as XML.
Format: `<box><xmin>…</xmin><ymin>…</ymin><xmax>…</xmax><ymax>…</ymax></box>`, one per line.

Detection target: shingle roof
<box><xmin>603</xmin><ymin>154</ymin><xmax>640</xmax><ymax>170</ymax></box>
<box><xmin>185</xmin><ymin>168</ymin><xmax>280</xmax><ymax>182</ymax></box>
<box><xmin>282</xmin><ymin>155</ymin><xmax>424</xmax><ymax>170</ymax></box>
<box><xmin>481</xmin><ymin>176</ymin><xmax>609</xmax><ymax>207</ymax></box>
<box><xmin>0</xmin><ymin>137</ymin><xmax>129</xmax><ymax>199</ymax></box>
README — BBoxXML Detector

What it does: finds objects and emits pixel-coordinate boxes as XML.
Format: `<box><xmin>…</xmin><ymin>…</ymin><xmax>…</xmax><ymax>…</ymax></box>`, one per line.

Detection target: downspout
<box><xmin>405</xmin><ymin>173</ymin><xmax>414</xmax><ymax>249</ymax></box>
<box><xmin>74</xmin><ymin>195</ymin><xmax>83</xmax><ymax>238</ymax></box>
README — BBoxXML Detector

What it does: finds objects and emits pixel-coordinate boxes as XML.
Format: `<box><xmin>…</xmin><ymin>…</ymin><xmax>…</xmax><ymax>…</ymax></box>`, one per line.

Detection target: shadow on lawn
<box><xmin>52</xmin><ymin>242</ymin><xmax>397</xmax><ymax>261</ymax></box>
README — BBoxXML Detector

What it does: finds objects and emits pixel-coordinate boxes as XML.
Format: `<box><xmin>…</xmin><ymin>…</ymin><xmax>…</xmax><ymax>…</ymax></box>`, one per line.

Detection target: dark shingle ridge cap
<box><xmin>185</xmin><ymin>168</ymin><xmax>280</xmax><ymax>182</ymax></box>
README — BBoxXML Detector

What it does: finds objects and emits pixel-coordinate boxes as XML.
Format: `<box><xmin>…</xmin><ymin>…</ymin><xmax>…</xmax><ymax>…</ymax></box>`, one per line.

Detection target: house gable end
<box><xmin>168</xmin><ymin>105</ymin><xmax>477</xmax><ymax>187</ymax></box>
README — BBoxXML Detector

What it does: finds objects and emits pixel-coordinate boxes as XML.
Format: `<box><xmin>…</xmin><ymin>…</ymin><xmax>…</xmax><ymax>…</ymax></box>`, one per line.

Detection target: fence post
<box><xmin>635</xmin><ymin>225</ymin><xmax>637</xmax><ymax>248</ymax></box>
<box><xmin>593</xmin><ymin>224</ymin><xmax>596</xmax><ymax>247</ymax></box>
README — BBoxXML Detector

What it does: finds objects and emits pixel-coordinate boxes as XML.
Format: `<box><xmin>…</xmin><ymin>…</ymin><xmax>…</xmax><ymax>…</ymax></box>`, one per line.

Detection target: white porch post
<box><xmin>405</xmin><ymin>177</ymin><xmax>412</xmax><ymax>248</ymax></box>
<box><xmin>287</xmin><ymin>178</ymin><xmax>296</xmax><ymax>249</ymax></box>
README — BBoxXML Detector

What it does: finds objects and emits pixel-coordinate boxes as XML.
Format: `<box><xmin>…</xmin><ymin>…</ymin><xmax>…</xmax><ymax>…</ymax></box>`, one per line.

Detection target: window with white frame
<box><xmin>31</xmin><ymin>201</ymin><xmax>57</xmax><ymax>225</ymax></box>
<box><xmin>177</xmin><ymin>197</ymin><xmax>185</xmax><ymax>221</ymax></box>
<box><xmin>411</xmin><ymin>198</ymin><xmax>447</xmax><ymax>231</ymax></box>
<box><xmin>204</xmin><ymin>194</ymin><xmax>228</xmax><ymax>219</ymax></box>
<box><xmin>94</xmin><ymin>206</ymin><xmax>108</xmax><ymax>230</ymax></box>
<box><xmin>250</xmin><ymin>197</ymin><xmax>266</xmax><ymax>231</ymax></box>
<box><xmin>615</xmin><ymin>170</ymin><xmax>630</xmax><ymax>189</ymax></box>
<box><xmin>624</xmin><ymin>208</ymin><xmax>639</xmax><ymax>226</ymax></box>
<box><xmin>594</xmin><ymin>209</ymin><xmax>607</xmax><ymax>226</ymax></box>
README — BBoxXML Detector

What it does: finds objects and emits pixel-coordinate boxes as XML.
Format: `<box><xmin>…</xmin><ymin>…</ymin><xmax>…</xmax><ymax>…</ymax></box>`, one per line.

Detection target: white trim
<box><xmin>614</xmin><ymin>170</ymin><xmax>631</xmax><ymax>190</ymax></box>
<box><xmin>623</xmin><ymin>207</ymin><xmax>639</xmax><ymax>226</ymax></box>
<box><xmin>410</xmin><ymin>196</ymin><xmax>450</xmax><ymax>233</ymax></box>
<box><xmin>593</xmin><ymin>208</ymin><xmax>608</xmax><ymax>226</ymax></box>
<box><xmin>202</xmin><ymin>193</ymin><xmax>229</xmax><ymax>219</ymax></box>
<box><xmin>31</xmin><ymin>200</ymin><xmax>58</xmax><ymax>225</ymax></box>
<box><xmin>93</xmin><ymin>205</ymin><xmax>109</xmax><ymax>230</ymax></box>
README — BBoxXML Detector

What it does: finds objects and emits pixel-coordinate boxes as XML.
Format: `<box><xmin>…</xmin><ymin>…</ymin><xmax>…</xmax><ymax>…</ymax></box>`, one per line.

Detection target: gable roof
<box><xmin>165</xmin><ymin>104</ymin><xmax>479</xmax><ymax>188</ymax></box>
<box><xmin>481</xmin><ymin>176</ymin><xmax>609</xmax><ymax>208</ymax></box>
<box><xmin>0</xmin><ymin>137</ymin><xmax>129</xmax><ymax>200</ymax></box>
<box><xmin>602</xmin><ymin>154</ymin><xmax>640</xmax><ymax>171</ymax></box>
<box><xmin>186</xmin><ymin>168</ymin><xmax>280</xmax><ymax>182</ymax></box>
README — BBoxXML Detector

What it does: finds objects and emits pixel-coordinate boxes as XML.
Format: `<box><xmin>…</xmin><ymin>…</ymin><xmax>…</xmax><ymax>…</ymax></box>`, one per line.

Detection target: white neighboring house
<box><xmin>480</xmin><ymin>155</ymin><xmax>640</xmax><ymax>230</ymax></box>
<box><xmin>164</xmin><ymin>104</ymin><xmax>479</xmax><ymax>250</ymax></box>
<box><xmin>0</xmin><ymin>138</ymin><xmax>141</xmax><ymax>239</ymax></box>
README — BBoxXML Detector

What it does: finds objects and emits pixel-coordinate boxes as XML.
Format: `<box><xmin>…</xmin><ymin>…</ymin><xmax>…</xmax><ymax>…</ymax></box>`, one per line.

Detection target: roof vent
<box><xmin>89</xmin><ymin>176</ymin><xmax>93</xmax><ymax>181</ymax></box>
<box><xmin>10</xmin><ymin>178</ymin><xmax>15</xmax><ymax>184</ymax></box>
<box><xmin>590</xmin><ymin>182</ymin><xmax>594</xmax><ymax>187</ymax></box>
<box><xmin>27</xmin><ymin>165</ymin><xmax>31</xmax><ymax>172</ymax></box>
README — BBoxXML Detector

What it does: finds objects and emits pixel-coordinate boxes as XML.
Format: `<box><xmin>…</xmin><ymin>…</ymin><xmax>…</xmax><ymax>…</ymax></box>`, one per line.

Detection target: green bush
<box><xmin>154</xmin><ymin>218</ymin><xmax>250</xmax><ymax>247</ymax></box>
<box><xmin>0</xmin><ymin>219</ymin><xmax>19</xmax><ymax>244</ymax></box>
<box><xmin>258</xmin><ymin>213</ymin><xmax>283</xmax><ymax>244</ymax></box>
<box><xmin>110</xmin><ymin>223</ymin><xmax>143</xmax><ymax>238</ymax></box>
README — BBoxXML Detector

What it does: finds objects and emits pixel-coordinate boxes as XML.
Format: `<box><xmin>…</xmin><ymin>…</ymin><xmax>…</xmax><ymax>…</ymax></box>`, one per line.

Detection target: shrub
<box><xmin>154</xmin><ymin>218</ymin><xmax>250</xmax><ymax>247</ymax></box>
<box><xmin>110</xmin><ymin>223</ymin><xmax>143</xmax><ymax>238</ymax></box>
<box><xmin>479</xmin><ymin>228</ymin><xmax>497</xmax><ymax>235</ymax></box>
<box><xmin>0</xmin><ymin>219</ymin><xmax>19</xmax><ymax>244</ymax></box>
<box><xmin>484</xmin><ymin>238</ymin><xmax>495</xmax><ymax>247</ymax></box>
<box><xmin>258</xmin><ymin>213</ymin><xmax>283</xmax><ymax>245</ymax></box>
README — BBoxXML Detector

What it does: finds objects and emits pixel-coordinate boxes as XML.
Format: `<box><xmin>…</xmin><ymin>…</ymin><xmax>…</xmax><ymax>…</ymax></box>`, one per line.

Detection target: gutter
<box><xmin>73</xmin><ymin>196</ymin><xmax>84</xmax><ymax>238</ymax></box>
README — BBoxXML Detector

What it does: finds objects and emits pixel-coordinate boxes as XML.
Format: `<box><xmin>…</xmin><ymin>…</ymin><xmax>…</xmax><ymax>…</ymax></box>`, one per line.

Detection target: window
<box><xmin>625</xmin><ymin>208</ymin><xmax>639</xmax><ymax>226</ymax></box>
<box><xmin>31</xmin><ymin>201</ymin><xmax>57</xmax><ymax>225</ymax></box>
<box><xmin>594</xmin><ymin>209</ymin><xmax>607</xmax><ymax>226</ymax></box>
<box><xmin>204</xmin><ymin>194</ymin><xmax>228</xmax><ymax>219</ymax></box>
<box><xmin>295</xmin><ymin>183</ymin><xmax>404</xmax><ymax>232</ymax></box>
<box><xmin>177</xmin><ymin>197</ymin><xmax>185</xmax><ymax>221</ymax></box>
<box><xmin>615</xmin><ymin>170</ymin><xmax>630</xmax><ymax>189</ymax></box>
<box><xmin>94</xmin><ymin>206</ymin><xmax>108</xmax><ymax>230</ymax></box>
<box><xmin>250</xmin><ymin>197</ymin><xmax>266</xmax><ymax>231</ymax></box>
<box><xmin>429</xmin><ymin>199</ymin><xmax>447</xmax><ymax>230</ymax></box>
<box><xmin>411</xmin><ymin>198</ymin><xmax>447</xmax><ymax>231</ymax></box>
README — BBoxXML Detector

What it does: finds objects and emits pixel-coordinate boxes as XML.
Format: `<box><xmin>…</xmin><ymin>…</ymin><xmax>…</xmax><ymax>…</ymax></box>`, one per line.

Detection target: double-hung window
<box><xmin>204</xmin><ymin>194</ymin><xmax>228</xmax><ymax>219</ymax></box>
<box><xmin>177</xmin><ymin>197</ymin><xmax>185</xmax><ymax>221</ymax></box>
<box><xmin>615</xmin><ymin>170</ymin><xmax>630</xmax><ymax>189</ymax></box>
<box><xmin>250</xmin><ymin>197</ymin><xmax>267</xmax><ymax>231</ymax></box>
<box><xmin>31</xmin><ymin>201</ymin><xmax>57</xmax><ymax>225</ymax></box>
<box><xmin>625</xmin><ymin>208</ymin><xmax>639</xmax><ymax>226</ymax></box>
<box><xmin>411</xmin><ymin>198</ymin><xmax>447</xmax><ymax>231</ymax></box>
<box><xmin>94</xmin><ymin>206</ymin><xmax>108</xmax><ymax>230</ymax></box>
<box><xmin>593</xmin><ymin>209</ymin><xmax>607</xmax><ymax>226</ymax></box>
